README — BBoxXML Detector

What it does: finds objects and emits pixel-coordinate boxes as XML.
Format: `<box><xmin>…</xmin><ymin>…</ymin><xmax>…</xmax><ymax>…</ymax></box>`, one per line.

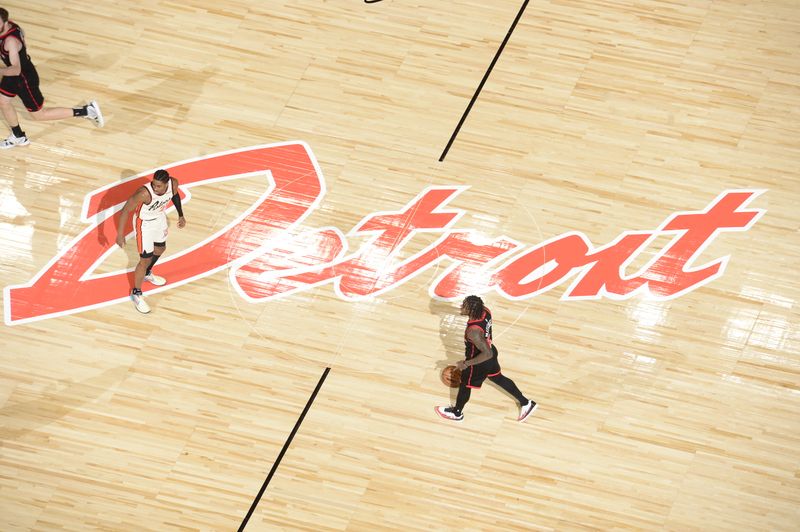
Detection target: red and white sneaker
<box><xmin>518</xmin><ymin>400</ymin><xmax>538</xmax><ymax>422</ymax></box>
<box><xmin>435</xmin><ymin>406</ymin><xmax>464</xmax><ymax>422</ymax></box>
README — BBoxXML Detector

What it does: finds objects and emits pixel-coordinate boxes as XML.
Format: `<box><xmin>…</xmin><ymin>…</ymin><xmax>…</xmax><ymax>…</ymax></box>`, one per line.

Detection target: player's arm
<box><xmin>458</xmin><ymin>328</ymin><xmax>494</xmax><ymax>370</ymax></box>
<box><xmin>171</xmin><ymin>177</ymin><xmax>186</xmax><ymax>228</ymax></box>
<box><xmin>115</xmin><ymin>187</ymin><xmax>150</xmax><ymax>247</ymax></box>
<box><xmin>0</xmin><ymin>37</ymin><xmax>22</xmax><ymax>77</ymax></box>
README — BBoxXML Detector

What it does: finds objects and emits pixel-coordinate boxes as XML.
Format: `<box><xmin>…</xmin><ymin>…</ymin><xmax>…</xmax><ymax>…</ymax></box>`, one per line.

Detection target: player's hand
<box><xmin>178</xmin><ymin>216</ymin><xmax>186</xmax><ymax>228</ymax></box>
<box><xmin>456</xmin><ymin>360</ymin><xmax>467</xmax><ymax>371</ymax></box>
<box><xmin>115</xmin><ymin>235</ymin><xmax>126</xmax><ymax>248</ymax></box>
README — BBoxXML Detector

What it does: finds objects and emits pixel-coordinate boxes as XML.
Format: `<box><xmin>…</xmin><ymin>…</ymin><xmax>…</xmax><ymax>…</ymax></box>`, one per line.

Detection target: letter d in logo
<box><xmin>4</xmin><ymin>142</ymin><xmax>326</xmax><ymax>325</ymax></box>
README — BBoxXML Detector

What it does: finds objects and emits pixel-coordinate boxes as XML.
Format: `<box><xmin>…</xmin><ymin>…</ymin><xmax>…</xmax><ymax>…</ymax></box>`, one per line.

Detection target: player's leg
<box><xmin>143</xmin><ymin>216</ymin><xmax>167</xmax><ymax>286</ymax></box>
<box><xmin>29</xmin><ymin>107</ymin><xmax>72</xmax><ymax>120</ymax></box>
<box><xmin>131</xmin><ymin>252</ymin><xmax>152</xmax><ymax>314</ymax></box>
<box><xmin>454</xmin><ymin>383</ymin><xmax>471</xmax><ymax>414</ymax></box>
<box><xmin>143</xmin><ymin>242</ymin><xmax>167</xmax><ymax>286</ymax></box>
<box><xmin>29</xmin><ymin>101</ymin><xmax>104</xmax><ymax>126</ymax></box>
<box><xmin>19</xmin><ymin>70</ymin><xmax>103</xmax><ymax>127</ymax></box>
<box><xmin>487</xmin><ymin>373</ymin><xmax>529</xmax><ymax>406</ymax></box>
<box><xmin>130</xmin><ymin>219</ymin><xmax>154</xmax><ymax>313</ymax></box>
<box><xmin>435</xmin><ymin>382</ymin><xmax>468</xmax><ymax>422</ymax></box>
<box><xmin>134</xmin><ymin>254</ymin><xmax>150</xmax><ymax>292</ymax></box>
<box><xmin>488</xmin><ymin>373</ymin><xmax>537</xmax><ymax>422</ymax></box>
<box><xmin>0</xmin><ymin>88</ymin><xmax>29</xmax><ymax>148</ymax></box>
<box><xmin>486</xmin><ymin>345</ymin><xmax>537</xmax><ymax>421</ymax></box>
<box><xmin>436</xmin><ymin>365</ymin><xmax>480</xmax><ymax>422</ymax></box>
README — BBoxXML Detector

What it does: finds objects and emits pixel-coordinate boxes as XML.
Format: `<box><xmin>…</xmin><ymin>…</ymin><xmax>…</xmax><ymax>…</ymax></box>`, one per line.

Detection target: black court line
<box><xmin>439</xmin><ymin>0</ymin><xmax>530</xmax><ymax>162</ymax></box>
<box><xmin>238</xmin><ymin>366</ymin><xmax>331</xmax><ymax>531</ymax></box>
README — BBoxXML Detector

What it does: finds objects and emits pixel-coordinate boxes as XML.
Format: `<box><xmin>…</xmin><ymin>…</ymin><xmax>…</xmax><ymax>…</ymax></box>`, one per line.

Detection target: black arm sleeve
<box><xmin>171</xmin><ymin>193</ymin><xmax>184</xmax><ymax>217</ymax></box>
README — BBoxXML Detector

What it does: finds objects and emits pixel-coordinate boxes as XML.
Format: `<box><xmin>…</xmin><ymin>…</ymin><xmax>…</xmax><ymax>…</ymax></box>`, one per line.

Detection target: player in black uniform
<box><xmin>436</xmin><ymin>295</ymin><xmax>538</xmax><ymax>423</ymax></box>
<box><xmin>0</xmin><ymin>7</ymin><xmax>104</xmax><ymax>149</ymax></box>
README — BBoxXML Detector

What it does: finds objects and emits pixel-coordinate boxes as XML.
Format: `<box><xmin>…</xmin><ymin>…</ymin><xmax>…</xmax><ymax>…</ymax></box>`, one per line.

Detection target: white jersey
<box><xmin>137</xmin><ymin>180</ymin><xmax>173</xmax><ymax>221</ymax></box>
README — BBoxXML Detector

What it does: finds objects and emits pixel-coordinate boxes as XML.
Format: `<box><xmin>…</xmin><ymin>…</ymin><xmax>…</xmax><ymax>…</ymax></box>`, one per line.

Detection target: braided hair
<box><xmin>462</xmin><ymin>295</ymin><xmax>485</xmax><ymax>320</ymax></box>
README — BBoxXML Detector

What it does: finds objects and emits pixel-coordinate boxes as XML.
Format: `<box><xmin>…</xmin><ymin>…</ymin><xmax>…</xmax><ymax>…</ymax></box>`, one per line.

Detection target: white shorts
<box><xmin>135</xmin><ymin>215</ymin><xmax>168</xmax><ymax>256</ymax></box>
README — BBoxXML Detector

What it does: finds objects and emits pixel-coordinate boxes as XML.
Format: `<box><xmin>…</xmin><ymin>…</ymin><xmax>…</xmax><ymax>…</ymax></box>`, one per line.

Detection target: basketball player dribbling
<box><xmin>115</xmin><ymin>169</ymin><xmax>186</xmax><ymax>314</ymax></box>
<box><xmin>0</xmin><ymin>7</ymin><xmax>104</xmax><ymax>149</ymax></box>
<box><xmin>436</xmin><ymin>296</ymin><xmax>538</xmax><ymax>423</ymax></box>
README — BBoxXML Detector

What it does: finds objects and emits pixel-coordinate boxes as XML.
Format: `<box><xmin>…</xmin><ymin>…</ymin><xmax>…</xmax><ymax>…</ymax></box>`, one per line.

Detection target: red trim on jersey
<box><xmin>466</xmin><ymin>309</ymin><xmax>487</xmax><ymax>324</ymax></box>
<box><xmin>135</xmin><ymin>217</ymin><xmax>143</xmax><ymax>254</ymax></box>
<box><xmin>0</xmin><ymin>25</ymin><xmax>23</xmax><ymax>63</ymax></box>
<box><xmin>0</xmin><ymin>22</ymin><xmax>18</xmax><ymax>40</ymax></box>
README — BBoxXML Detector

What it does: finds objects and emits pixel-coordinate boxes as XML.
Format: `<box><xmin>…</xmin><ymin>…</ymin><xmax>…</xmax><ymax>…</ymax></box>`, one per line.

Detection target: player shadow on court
<box><xmin>32</xmin><ymin>65</ymin><xmax>220</xmax><ymax>141</ymax></box>
<box><xmin>34</xmin><ymin>51</ymin><xmax>119</xmax><ymax>88</ymax></box>
<box><xmin>102</xmin><ymin>66</ymin><xmax>220</xmax><ymax>134</ymax></box>
<box><xmin>0</xmin><ymin>366</ymin><xmax>130</xmax><ymax>447</ymax></box>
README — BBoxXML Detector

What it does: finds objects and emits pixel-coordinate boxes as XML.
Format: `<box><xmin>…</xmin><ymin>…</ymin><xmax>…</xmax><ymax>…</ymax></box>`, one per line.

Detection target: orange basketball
<box><xmin>441</xmin><ymin>365</ymin><xmax>462</xmax><ymax>388</ymax></box>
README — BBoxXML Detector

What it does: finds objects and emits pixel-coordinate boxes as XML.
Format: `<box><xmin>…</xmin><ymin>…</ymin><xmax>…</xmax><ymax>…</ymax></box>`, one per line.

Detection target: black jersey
<box><xmin>0</xmin><ymin>22</ymin><xmax>36</xmax><ymax>74</ymax></box>
<box><xmin>464</xmin><ymin>308</ymin><xmax>493</xmax><ymax>359</ymax></box>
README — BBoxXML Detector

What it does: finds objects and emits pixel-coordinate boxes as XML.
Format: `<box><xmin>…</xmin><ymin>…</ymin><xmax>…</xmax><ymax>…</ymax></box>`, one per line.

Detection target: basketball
<box><xmin>441</xmin><ymin>365</ymin><xmax>462</xmax><ymax>388</ymax></box>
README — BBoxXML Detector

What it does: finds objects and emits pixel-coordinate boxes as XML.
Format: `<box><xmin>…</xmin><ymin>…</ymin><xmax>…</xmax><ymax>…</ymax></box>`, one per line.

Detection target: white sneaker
<box><xmin>435</xmin><ymin>406</ymin><xmax>464</xmax><ymax>422</ymax></box>
<box><xmin>0</xmin><ymin>133</ymin><xmax>30</xmax><ymax>149</ymax></box>
<box><xmin>86</xmin><ymin>100</ymin><xmax>104</xmax><ymax>128</ymax></box>
<box><xmin>131</xmin><ymin>292</ymin><xmax>151</xmax><ymax>314</ymax></box>
<box><xmin>518</xmin><ymin>400</ymin><xmax>538</xmax><ymax>422</ymax></box>
<box><xmin>143</xmin><ymin>273</ymin><xmax>166</xmax><ymax>286</ymax></box>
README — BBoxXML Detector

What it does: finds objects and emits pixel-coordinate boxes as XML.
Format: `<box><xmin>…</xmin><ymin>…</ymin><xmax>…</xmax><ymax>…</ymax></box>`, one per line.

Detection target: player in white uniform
<box><xmin>116</xmin><ymin>169</ymin><xmax>186</xmax><ymax>313</ymax></box>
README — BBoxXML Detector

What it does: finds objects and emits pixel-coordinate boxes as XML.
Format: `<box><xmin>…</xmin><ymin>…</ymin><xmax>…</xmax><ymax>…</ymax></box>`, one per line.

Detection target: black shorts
<box><xmin>0</xmin><ymin>68</ymin><xmax>44</xmax><ymax>112</ymax></box>
<box><xmin>461</xmin><ymin>344</ymin><xmax>501</xmax><ymax>389</ymax></box>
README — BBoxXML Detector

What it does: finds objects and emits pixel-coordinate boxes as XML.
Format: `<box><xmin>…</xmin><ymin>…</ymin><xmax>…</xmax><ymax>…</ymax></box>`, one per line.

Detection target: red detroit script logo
<box><xmin>4</xmin><ymin>142</ymin><xmax>766</xmax><ymax>325</ymax></box>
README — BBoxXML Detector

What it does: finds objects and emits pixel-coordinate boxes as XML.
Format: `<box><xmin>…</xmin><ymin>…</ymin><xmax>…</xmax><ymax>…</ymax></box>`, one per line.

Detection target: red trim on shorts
<box><xmin>0</xmin><ymin>87</ymin><xmax>14</xmax><ymax>97</ymax></box>
<box><xmin>465</xmin><ymin>365</ymin><xmax>481</xmax><ymax>388</ymax></box>
<box><xmin>18</xmin><ymin>73</ymin><xmax>43</xmax><ymax>111</ymax></box>
<box><xmin>488</xmin><ymin>371</ymin><xmax>501</xmax><ymax>377</ymax></box>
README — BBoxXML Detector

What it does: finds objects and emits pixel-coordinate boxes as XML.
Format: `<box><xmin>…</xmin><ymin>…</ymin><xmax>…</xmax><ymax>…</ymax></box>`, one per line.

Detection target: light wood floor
<box><xmin>1</xmin><ymin>0</ymin><xmax>799</xmax><ymax>530</ymax></box>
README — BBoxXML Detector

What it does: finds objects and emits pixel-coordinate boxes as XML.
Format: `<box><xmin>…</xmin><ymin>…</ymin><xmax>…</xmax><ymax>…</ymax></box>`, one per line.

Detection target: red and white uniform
<box><xmin>134</xmin><ymin>181</ymin><xmax>172</xmax><ymax>255</ymax></box>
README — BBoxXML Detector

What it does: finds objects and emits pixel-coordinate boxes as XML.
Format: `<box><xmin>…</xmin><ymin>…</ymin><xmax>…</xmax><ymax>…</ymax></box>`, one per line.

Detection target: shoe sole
<box><xmin>89</xmin><ymin>100</ymin><xmax>105</xmax><ymax>128</ymax></box>
<box><xmin>518</xmin><ymin>402</ymin><xmax>538</xmax><ymax>422</ymax></box>
<box><xmin>0</xmin><ymin>141</ymin><xmax>30</xmax><ymax>149</ymax></box>
<box><xmin>132</xmin><ymin>297</ymin><xmax>151</xmax><ymax>314</ymax></box>
<box><xmin>144</xmin><ymin>278</ymin><xmax>166</xmax><ymax>286</ymax></box>
<box><xmin>434</xmin><ymin>407</ymin><xmax>463</xmax><ymax>423</ymax></box>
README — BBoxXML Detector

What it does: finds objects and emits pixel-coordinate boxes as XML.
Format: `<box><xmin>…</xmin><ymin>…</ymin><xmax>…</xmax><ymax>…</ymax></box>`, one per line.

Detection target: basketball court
<box><xmin>1</xmin><ymin>1</ymin><xmax>799</xmax><ymax>529</ymax></box>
